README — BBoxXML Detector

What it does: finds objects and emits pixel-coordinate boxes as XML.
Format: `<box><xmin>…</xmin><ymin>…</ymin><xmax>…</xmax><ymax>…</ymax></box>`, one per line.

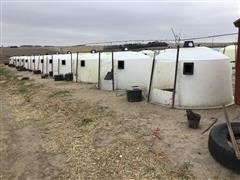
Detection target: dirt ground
<box><xmin>0</xmin><ymin>65</ymin><xmax>240</xmax><ymax>180</ymax></box>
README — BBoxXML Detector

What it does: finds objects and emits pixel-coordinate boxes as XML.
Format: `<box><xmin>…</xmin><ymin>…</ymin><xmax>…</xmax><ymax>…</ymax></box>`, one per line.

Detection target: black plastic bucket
<box><xmin>64</xmin><ymin>73</ymin><xmax>73</xmax><ymax>81</ymax></box>
<box><xmin>127</xmin><ymin>89</ymin><xmax>142</xmax><ymax>102</ymax></box>
<box><xmin>54</xmin><ymin>74</ymin><xmax>64</xmax><ymax>81</ymax></box>
<box><xmin>41</xmin><ymin>74</ymin><xmax>49</xmax><ymax>79</ymax></box>
<box><xmin>33</xmin><ymin>70</ymin><xmax>41</xmax><ymax>74</ymax></box>
<box><xmin>187</xmin><ymin>116</ymin><xmax>200</xmax><ymax>129</ymax></box>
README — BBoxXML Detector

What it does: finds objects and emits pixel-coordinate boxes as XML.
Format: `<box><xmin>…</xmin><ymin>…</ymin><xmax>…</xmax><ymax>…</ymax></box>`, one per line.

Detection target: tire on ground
<box><xmin>208</xmin><ymin>122</ymin><xmax>240</xmax><ymax>173</ymax></box>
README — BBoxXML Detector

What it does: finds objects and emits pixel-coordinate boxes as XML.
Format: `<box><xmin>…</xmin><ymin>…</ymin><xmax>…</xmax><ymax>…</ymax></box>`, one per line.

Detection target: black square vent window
<box><xmin>33</xmin><ymin>59</ymin><xmax>35</xmax><ymax>63</ymax></box>
<box><xmin>25</xmin><ymin>60</ymin><xmax>28</xmax><ymax>62</ymax></box>
<box><xmin>183</xmin><ymin>62</ymin><xmax>194</xmax><ymax>75</ymax></box>
<box><xmin>41</xmin><ymin>59</ymin><xmax>43</xmax><ymax>63</ymax></box>
<box><xmin>17</xmin><ymin>59</ymin><xmax>19</xmax><ymax>62</ymax></box>
<box><xmin>81</xmin><ymin>60</ymin><xmax>85</xmax><ymax>67</ymax></box>
<box><xmin>118</xmin><ymin>60</ymin><xmax>124</xmax><ymax>69</ymax></box>
<box><xmin>62</xmin><ymin>60</ymin><xmax>66</xmax><ymax>65</ymax></box>
<box><xmin>22</xmin><ymin>59</ymin><xmax>24</xmax><ymax>62</ymax></box>
<box><xmin>49</xmin><ymin>59</ymin><xmax>53</xmax><ymax>64</ymax></box>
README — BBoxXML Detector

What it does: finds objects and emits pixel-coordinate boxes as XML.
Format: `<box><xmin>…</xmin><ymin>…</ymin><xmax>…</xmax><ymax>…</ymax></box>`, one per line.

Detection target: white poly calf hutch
<box><xmin>29</xmin><ymin>55</ymin><xmax>35</xmax><ymax>71</ymax></box>
<box><xmin>31</xmin><ymin>55</ymin><xmax>42</xmax><ymax>74</ymax></box>
<box><xmin>22</xmin><ymin>56</ymin><xmax>27</xmax><ymax>69</ymax></box>
<box><xmin>9</xmin><ymin>57</ymin><xmax>15</xmax><ymax>66</ymax></box>
<box><xmin>11</xmin><ymin>56</ymin><xmax>16</xmax><ymax>66</ymax></box>
<box><xmin>72</xmin><ymin>52</ymin><xmax>99</xmax><ymax>83</ymax></box>
<box><xmin>42</xmin><ymin>55</ymin><xmax>54</xmax><ymax>76</ymax></box>
<box><xmin>15</xmin><ymin>56</ymin><xmax>21</xmax><ymax>67</ymax></box>
<box><xmin>35</xmin><ymin>55</ymin><xmax>42</xmax><ymax>71</ymax></box>
<box><xmin>10</xmin><ymin>56</ymin><xmax>14</xmax><ymax>66</ymax></box>
<box><xmin>21</xmin><ymin>56</ymin><xmax>25</xmax><ymax>67</ymax></box>
<box><xmin>27</xmin><ymin>56</ymin><xmax>33</xmax><ymax>70</ymax></box>
<box><xmin>24</xmin><ymin>56</ymin><xmax>31</xmax><ymax>70</ymax></box>
<box><xmin>99</xmin><ymin>51</ymin><xmax>152</xmax><ymax>94</ymax></box>
<box><xmin>139</xmin><ymin>50</ymin><xmax>155</xmax><ymax>58</ymax></box>
<box><xmin>39</xmin><ymin>55</ymin><xmax>45</xmax><ymax>74</ymax></box>
<box><xmin>29</xmin><ymin>55</ymin><xmax>37</xmax><ymax>71</ymax></box>
<box><xmin>17</xmin><ymin>56</ymin><xmax>22</xmax><ymax>67</ymax></box>
<box><xmin>149</xmin><ymin>46</ymin><xmax>233</xmax><ymax>109</ymax></box>
<box><xmin>52</xmin><ymin>54</ymin><xmax>72</xmax><ymax>76</ymax></box>
<box><xmin>15</xmin><ymin>56</ymin><xmax>20</xmax><ymax>67</ymax></box>
<box><xmin>220</xmin><ymin>45</ymin><xmax>237</xmax><ymax>68</ymax></box>
<box><xmin>14</xmin><ymin>56</ymin><xmax>19</xmax><ymax>67</ymax></box>
<box><xmin>31</xmin><ymin>55</ymin><xmax>38</xmax><ymax>71</ymax></box>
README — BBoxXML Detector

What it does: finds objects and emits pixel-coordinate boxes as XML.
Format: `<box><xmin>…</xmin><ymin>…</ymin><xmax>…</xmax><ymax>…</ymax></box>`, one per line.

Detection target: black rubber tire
<box><xmin>208</xmin><ymin>122</ymin><xmax>240</xmax><ymax>173</ymax></box>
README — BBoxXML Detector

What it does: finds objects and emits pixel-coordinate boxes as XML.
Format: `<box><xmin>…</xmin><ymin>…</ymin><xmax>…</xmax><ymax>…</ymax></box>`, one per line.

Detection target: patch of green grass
<box><xmin>0</xmin><ymin>67</ymin><xmax>17</xmax><ymax>80</ymax></box>
<box><xmin>48</xmin><ymin>90</ymin><xmax>71</xmax><ymax>98</ymax></box>
<box><xmin>77</xmin><ymin>118</ymin><xmax>93</xmax><ymax>127</ymax></box>
<box><xmin>17</xmin><ymin>86</ymin><xmax>29</xmax><ymax>94</ymax></box>
<box><xmin>15</xmin><ymin>83</ymin><xmax>43</xmax><ymax>95</ymax></box>
<box><xmin>176</xmin><ymin>161</ymin><xmax>194</xmax><ymax>179</ymax></box>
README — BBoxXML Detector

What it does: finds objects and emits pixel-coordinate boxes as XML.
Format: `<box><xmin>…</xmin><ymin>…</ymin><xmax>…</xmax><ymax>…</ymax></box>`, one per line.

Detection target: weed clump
<box><xmin>48</xmin><ymin>90</ymin><xmax>71</xmax><ymax>98</ymax></box>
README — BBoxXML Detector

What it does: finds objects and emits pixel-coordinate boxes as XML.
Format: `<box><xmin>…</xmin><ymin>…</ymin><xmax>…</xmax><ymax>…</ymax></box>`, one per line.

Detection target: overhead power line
<box><xmin>81</xmin><ymin>32</ymin><xmax>237</xmax><ymax>46</ymax></box>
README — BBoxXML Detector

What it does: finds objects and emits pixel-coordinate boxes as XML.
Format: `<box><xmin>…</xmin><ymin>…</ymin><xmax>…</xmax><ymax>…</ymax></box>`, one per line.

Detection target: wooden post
<box><xmin>27</xmin><ymin>58</ymin><xmax>29</xmax><ymax>69</ymax></box>
<box><xmin>30</xmin><ymin>55</ymin><xmax>32</xmax><ymax>70</ymax></box>
<box><xmin>58</xmin><ymin>58</ymin><xmax>60</xmax><ymax>74</ymax></box>
<box><xmin>172</xmin><ymin>45</ymin><xmax>180</xmax><ymax>108</ymax></box>
<box><xmin>147</xmin><ymin>52</ymin><xmax>156</xmax><ymax>102</ymax></box>
<box><xmin>98</xmin><ymin>51</ymin><xmax>101</xmax><ymax>89</ymax></box>
<box><xmin>234</xmin><ymin>19</ymin><xmax>240</xmax><ymax>105</ymax></box>
<box><xmin>112</xmin><ymin>51</ymin><xmax>115</xmax><ymax>91</ymax></box>
<box><xmin>51</xmin><ymin>55</ymin><xmax>53</xmax><ymax>76</ymax></box>
<box><xmin>70</xmin><ymin>52</ymin><xmax>73</xmax><ymax>74</ymax></box>
<box><xmin>76</xmin><ymin>52</ymin><xmax>79</xmax><ymax>83</ymax></box>
<box><xmin>223</xmin><ymin>105</ymin><xmax>240</xmax><ymax>160</ymax></box>
<box><xmin>37</xmin><ymin>55</ymin><xmax>40</xmax><ymax>70</ymax></box>
<box><xmin>34</xmin><ymin>55</ymin><xmax>36</xmax><ymax>70</ymax></box>
<box><xmin>42</xmin><ymin>56</ymin><xmax>44</xmax><ymax>74</ymax></box>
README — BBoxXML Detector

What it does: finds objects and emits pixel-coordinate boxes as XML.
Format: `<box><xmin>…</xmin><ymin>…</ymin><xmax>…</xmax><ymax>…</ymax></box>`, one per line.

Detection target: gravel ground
<box><xmin>0</xmin><ymin>65</ymin><xmax>240</xmax><ymax>180</ymax></box>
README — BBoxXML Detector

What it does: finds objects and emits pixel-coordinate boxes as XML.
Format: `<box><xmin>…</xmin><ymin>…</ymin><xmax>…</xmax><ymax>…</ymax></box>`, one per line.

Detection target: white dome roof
<box><xmin>156</xmin><ymin>47</ymin><xmax>229</xmax><ymax>61</ymax></box>
<box><xmin>103</xmin><ymin>51</ymin><xmax>150</xmax><ymax>60</ymax></box>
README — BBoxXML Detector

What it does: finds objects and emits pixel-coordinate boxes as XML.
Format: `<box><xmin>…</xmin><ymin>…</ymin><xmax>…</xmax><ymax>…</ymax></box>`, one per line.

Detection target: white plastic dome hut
<box><xmin>23</xmin><ymin>56</ymin><xmax>31</xmax><ymax>70</ymax></box>
<box><xmin>149</xmin><ymin>42</ymin><xmax>233</xmax><ymax>109</ymax></box>
<box><xmin>20</xmin><ymin>56</ymin><xmax>25</xmax><ymax>67</ymax></box>
<box><xmin>220</xmin><ymin>44</ymin><xmax>236</xmax><ymax>68</ymax></box>
<box><xmin>16</xmin><ymin>56</ymin><xmax>21</xmax><ymax>67</ymax></box>
<box><xmin>72</xmin><ymin>52</ymin><xmax>99</xmax><ymax>83</ymax></box>
<box><xmin>18</xmin><ymin>56</ymin><xmax>23</xmax><ymax>67</ymax></box>
<box><xmin>29</xmin><ymin>55</ymin><xmax>35</xmax><ymax>71</ymax></box>
<box><xmin>139</xmin><ymin>50</ymin><xmax>155</xmax><ymax>58</ymax></box>
<box><xmin>31</xmin><ymin>55</ymin><xmax>40</xmax><ymax>71</ymax></box>
<box><xmin>11</xmin><ymin>56</ymin><xmax>16</xmax><ymax>66</ymax></box>
<box><xmin>14</xmin><ymin>56</ymin><xmax>19</xmax><ymax>67</ymax></box>
<box><xmin>99</xmin><ymin>51</ymin><xmax>152</xmax><ymax>94</ymax></box>
<box><xmin>52</xmin><ymin>53</ymin><xmax>72</xmax><ymax>76</ymax></box>
<box><xmin>42</xmin><ymin>54</ymin><xmax>54</xmax><ymax>75</ymax></box>
<box><xmin>39</xmin><ymin>55</ymin><xmax>45</xmax><ymax>74</ymax></box>
<box><xmin>8</xmin><ymin>56</ymin><xmax>14</xmax><ymax>66</ymax></box>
